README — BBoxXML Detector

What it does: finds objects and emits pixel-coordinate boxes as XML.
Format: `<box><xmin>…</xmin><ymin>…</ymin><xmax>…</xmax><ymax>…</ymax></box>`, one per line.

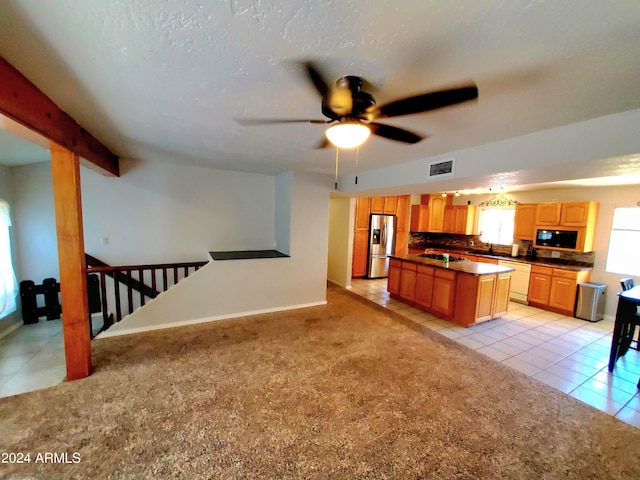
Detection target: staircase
<box><xmin>86</xmin><ymin>254</ymin><xmax>207</xmax><ymax>337</ymax></box>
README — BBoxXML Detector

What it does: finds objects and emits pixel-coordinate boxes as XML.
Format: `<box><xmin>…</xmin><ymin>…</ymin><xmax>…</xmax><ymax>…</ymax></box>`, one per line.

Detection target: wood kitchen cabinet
<box><xmin>387</xmin><ymin>258</ymin><xmax>401</xmax><ymax>295</ymax></box>
<box><xmin>443</xmin><ymin>205</ymin><xmax>476</xmax><ymax>235</ymax></box>
<box><xmin>560</xmin><ymin>201</ymin><xmax>598</xmax><ymax>227</ymax></box>
<box><xmin>400</xmin><ymin>262</ymin><xmax>417</xmax><ymax>301</ymax></box>
<box><xmin>431</xmin><ymin>269</ymin><xmax>456</xmax><ymax>317</ymax></box>
<box><xmin>493</xmin><ymin>273</ymin><xmax>511</xmax><ymax>318</ymax></box>
<box><xmin>414</xmin><ymin>265</ymin><xmax>434</xmax><ymax>309</ymax></box>
<box><xmin>352</xmin><ymin>230</ymin><xmax>370</xmax><ymax>277</ymax></box>
<box><xmin>395</xmin><ymin>195</ymin><xmax>409</xmax><ymax>232</ymax></box>
<box><xmin>410</xmin><ymin>205</ymin><xmax>430</xmax><ymax>232</ymax></box>
<box><xmin>528</xmin><ymin>265</ymin><xmax>591</xmax><ymax>316</ymax></box>
<box><xmin>383</xmin><ymin>196</ymin><xmax>397</xmax><ymax>214</ymax></box>
<box><xmin>528</xmin><ymin>266</ymin><xmax>552</xmax><ymax>305</ymax></box>
<box><xmin>394</xmin><ymin>195</ymin><xmax>410</xmax><ymax>255</ymax></box>
<box><xmin>355</xmin><ymin>197</ymin><xmax>371</xmax><ymax>230</ymax></box>
<box><xmin>370</xmin><ymin>196</ymin><xmax>384</xmax><ymax>214</ymax></box>
<box><xmin>536</xmin><ymin>203</ymin><xmax>562</xmax><ymax>225</ymax></box>
<box><xmin>513</xmin><ymin>203</ymin><xmax>537</xmax><ymax>240</ymax></box>
<box><xmin>428</xmin><ymin>195</ymin><xmax>449</xmax><ymax>232</ymax></box>
<box><xmin>454</xmin><ymin>271</ymin><xmax>512</xmax><ymax>326</ymax></box>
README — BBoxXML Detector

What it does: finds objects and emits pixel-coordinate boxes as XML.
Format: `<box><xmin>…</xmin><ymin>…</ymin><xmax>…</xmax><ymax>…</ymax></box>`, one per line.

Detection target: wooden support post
<box><xmin>50</xmin><ymin>142</ymin><xmax>91</xmax><ymax>380</ymax></box>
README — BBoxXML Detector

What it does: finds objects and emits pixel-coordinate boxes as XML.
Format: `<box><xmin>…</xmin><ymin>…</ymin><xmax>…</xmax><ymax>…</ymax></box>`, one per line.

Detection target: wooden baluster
<box><xmin>127</xmin><ymin>269</ymin><xmax>133</xmax><ymax>314</ymax></box>
<box><xmin>114</xmin><ymin>275</ymin><xmax>122</xmax><ymax>321</ymax></box>
<box><xmin>173</xmin><ymin>267</ymin><xmax>178</xmax><ymax>286</ymax></box>
<box><xmin>99</xmin><ymin>271</ymin><xmax>108</xmax><ymax>335</ymax></box>
<box><xmin>151</xmin><ymin>268</ymin><xmax>157</xmax><ymax>299</ymax></box>
<box><xmin>162</xmin><ymin>268</ymin><xmax>168</xmax><ymax>292</ymax></box>
<box><xmin>183</xmin><ymin>265</ymin><xmax>188</xmax><ymax>278</ymax></box>
<box><xmin>139</xmin><ymin>269</ymin><xmax>145</xmax><ymax>306</ymax></box>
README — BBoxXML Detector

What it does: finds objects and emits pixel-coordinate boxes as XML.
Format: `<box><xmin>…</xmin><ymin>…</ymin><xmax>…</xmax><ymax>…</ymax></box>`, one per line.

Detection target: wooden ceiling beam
<box><xmin>0</xmin><ymin>55</ymin><xmax>119</xmax><ymax>177</ymax></box>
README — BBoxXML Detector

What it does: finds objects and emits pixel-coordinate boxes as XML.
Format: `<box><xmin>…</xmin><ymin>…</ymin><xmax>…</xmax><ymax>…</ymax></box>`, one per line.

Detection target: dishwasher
<box><xmin>498</xmin><ymin>259</ymin><xmax>532</xmax><ymax>304</ymax></box>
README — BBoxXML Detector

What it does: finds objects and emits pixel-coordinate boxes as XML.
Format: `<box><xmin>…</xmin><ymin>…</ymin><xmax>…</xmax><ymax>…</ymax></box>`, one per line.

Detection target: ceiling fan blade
<box><xmin>235</xmin><ymin>118</ymin><xmax>330</xmax><ymax>126</ymax></box>
<box><xmin>315</xmin><ymin>136</ymin><xmax>331</xmax><ymax>149</ymax></box>
<box><xmin>368</xmin><ymin>84</ymin><xmax>478</xmax><ymax>119</ymax></box>
<box><xmin>302</xmin><ymin>61</ymin><xmax>332</xmax><ymax>99</ymax></box>
<box><xmin>368</xmin><ymin>122</ymin><xmax>425</xmax><ymax>144</ymax></box>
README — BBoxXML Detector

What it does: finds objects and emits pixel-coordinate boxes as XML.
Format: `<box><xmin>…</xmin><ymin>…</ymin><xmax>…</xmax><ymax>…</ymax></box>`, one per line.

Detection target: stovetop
<box><xmin>419</xmin><ymin>253</ymin><xmax>466</xmax><ymax>262</ymax></box>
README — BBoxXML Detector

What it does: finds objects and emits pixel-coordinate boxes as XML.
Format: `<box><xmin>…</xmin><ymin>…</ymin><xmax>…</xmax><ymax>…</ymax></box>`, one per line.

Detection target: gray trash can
<box><xmin>575</xmin><ymin>283</ymin><xmax>607</xmax><ymax>322</ymax></box>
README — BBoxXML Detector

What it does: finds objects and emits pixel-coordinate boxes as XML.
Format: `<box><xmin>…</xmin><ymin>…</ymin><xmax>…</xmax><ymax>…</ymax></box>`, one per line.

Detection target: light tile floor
<box><xmin>350</xmin><ymin>278</ymin><xmax>640</xmax><ymax>428</ymax></box>
<box><xmin>0</xmin><ymin>319</ymin><xmax>66</xmax><ymax>398</ymax></box>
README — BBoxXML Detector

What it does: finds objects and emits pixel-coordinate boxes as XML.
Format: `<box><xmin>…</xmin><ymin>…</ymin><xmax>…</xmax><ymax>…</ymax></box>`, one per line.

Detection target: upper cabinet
<box><xmin>355</xmin><ymin>197</ymin><xmax>371</xmax><ymax>230</ymax></box>
<box><xmin>396</xmin><ymin>195</ymin><xmax>409</xmax><ymax>232</ymax></box>
<box><xmin>443</xmin><ymin>205</ymin><xmax>476</xmax><ymax>235</ymax></box>
<box><xmin>370</xmin><ymin>196</ymin><xmax>385</xmax><ymax>214</ymax></box>
<box><xmin>428</xmin><ymin>195</ymin><xmax>448</xmax><ymax>232</ymax></box>
<box><xmin>410</xmin><ymin>205</ymin><xmax>430</xmax><ymax>232</ymax></box>
<box><xmin>383</xmin><ymin>196</ymin><xmax>397</xmax><ymax>214</ymax></box>
<box><xmin>513</xmin><ymin>203</ymin><xmax>538</xmax><ymax>240</ymax></box>
<box><xmin>535</xmin><ymin>203</ymin><xmax>562</xmax><ymax>225</ymax></box>
<box><xmin>410</xmin><ymin>194</ymin><xmax>455</xmax><ymax>233</ymax></box>
<box><xmin>560</xmin><ymin>202</ymin><xmax>598</xmax><ymax>227</ymax></box>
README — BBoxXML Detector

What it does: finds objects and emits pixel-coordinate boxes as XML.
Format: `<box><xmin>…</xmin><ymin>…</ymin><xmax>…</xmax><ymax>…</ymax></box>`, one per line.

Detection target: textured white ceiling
<box><xmin>1</xmin><ymin>0</ymin><xmax>639</xmax><ymax>180</ymax></box>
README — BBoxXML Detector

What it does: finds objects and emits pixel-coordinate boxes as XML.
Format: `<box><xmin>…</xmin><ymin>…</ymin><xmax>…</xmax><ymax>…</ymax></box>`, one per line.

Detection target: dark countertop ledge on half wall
<box><xmin>390</xmin><ymin>254</ymin><xmax>515</xmax><ymax>276</ymax></box>
<box><xmin>208</xmin><ymin>250</ymin><xmax>290</xmax><ymax>261</ymax></box>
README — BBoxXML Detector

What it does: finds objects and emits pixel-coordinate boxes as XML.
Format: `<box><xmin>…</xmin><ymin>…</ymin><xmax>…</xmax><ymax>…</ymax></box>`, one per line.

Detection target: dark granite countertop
<box><xmin>413</xmin><ymin>246</ymin><xmax>593</xmax><ymax>272</ymax></box>
<box><xmin>209</xmin><ymin>250</ymin><xmax>289</xmax><ymax>260</ymax></box>
<box><xmin>390</xmin><ymin>254</ymin><xmax>515</xmax><ymax>276</ymax></box>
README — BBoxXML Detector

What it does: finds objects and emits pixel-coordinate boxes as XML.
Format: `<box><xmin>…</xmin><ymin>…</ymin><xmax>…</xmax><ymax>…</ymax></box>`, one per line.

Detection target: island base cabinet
<box><xmin>387</xmin><ymin>256</ymin><xmax>512</xmax><ymax>327</ymax></box>
<box><xmin>431</xmin><ymin>270</ymin><xmax>456</xmax><ymax>318</ymax></box>
<box><xmin>387</xmin><ymin>259</ymin><xmax>402</xmax><ymax>295</ymax></box>
<box><xmin>454</xmin><ymin>272</ymin><xmax>512</xmax><ymax>327</ymax></box>
<box><xmin>493</xmin><ymin>273</ymin><xmax>512</xmax><ymax>318</ymax></box>
<box><xmin>414</xmin><ymin>265</ymin><xmax>435</xmax><ymax>309</ymax></box>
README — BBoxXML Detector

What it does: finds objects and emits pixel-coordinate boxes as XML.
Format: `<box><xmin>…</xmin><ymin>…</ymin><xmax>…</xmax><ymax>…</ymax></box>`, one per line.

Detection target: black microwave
<box><xmin>535</xmin><ymin>228</ymin><xmax>578</xmax><ymax>250</ymax></box>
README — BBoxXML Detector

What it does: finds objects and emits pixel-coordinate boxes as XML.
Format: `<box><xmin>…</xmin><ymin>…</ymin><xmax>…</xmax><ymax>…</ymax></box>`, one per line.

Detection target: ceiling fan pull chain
<box><xmin>355</xmin><ymin>146</ymin><xmax>359</xmax><ymax>185</ymax></box>
<box><xmin>335</xmin><ymin>147</ymin><xmax>339</xmax><ymax>190</ymax></box>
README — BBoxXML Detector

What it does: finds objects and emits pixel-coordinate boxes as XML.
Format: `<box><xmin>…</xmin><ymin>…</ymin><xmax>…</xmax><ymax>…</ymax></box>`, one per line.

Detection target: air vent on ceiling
<box><xmin>428</xmin><ymin>158</ymin><xmax>455</xmax><ymax>178</ymax></box>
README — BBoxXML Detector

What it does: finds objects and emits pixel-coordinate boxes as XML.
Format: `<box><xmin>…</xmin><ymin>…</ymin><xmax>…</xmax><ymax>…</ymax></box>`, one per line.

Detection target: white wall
<box><xmin>11</xmin><ymin>158</ymin><xmax>278</xmax><ymax>275</ymax></box>
<box><xmin>274</xmin><ymin>171</ymin><xmax>291</xmax><ymax>255</ymax></box>
<box><xmin>11</xmin><ymin>162</ymin><xmax>58</xmax><ymax>283</ymax></box>
<box><xmin>102</xmin><ymin>170</ymin><xmax>331</xmax><ymax>336</ymax></box>
<box><xmin>81</xmin><ymin>158</ymin><xmax>277</xmax><ymax>264</ymax></box>
<box><xmin>327</xmin><ymin>197</ymin><xmax>354</xmax><ymax>288</ymax></box>
<box><xmin>0</xmin><ymin>165</ymin><xmax>22</xmax><ymax>336</ymax></box>
<box><xmin>340</xmin><ymin>109</ymin><xmax>640</xmax><ymax>194</ymax></box>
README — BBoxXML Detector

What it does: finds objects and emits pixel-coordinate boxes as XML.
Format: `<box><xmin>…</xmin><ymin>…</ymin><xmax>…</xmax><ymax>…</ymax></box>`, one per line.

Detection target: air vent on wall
<box><xmin>428</xmin><ymin>158</ymin><xmax>455</xmax><ymax>178</ymax></box>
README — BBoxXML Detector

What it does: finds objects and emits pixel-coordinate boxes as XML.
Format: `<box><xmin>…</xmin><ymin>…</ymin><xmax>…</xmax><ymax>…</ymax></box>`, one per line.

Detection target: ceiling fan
<box><xmin>237</xmin><ymin>61</ymin><xmax>479</xmax><ymax>149</ymax></box>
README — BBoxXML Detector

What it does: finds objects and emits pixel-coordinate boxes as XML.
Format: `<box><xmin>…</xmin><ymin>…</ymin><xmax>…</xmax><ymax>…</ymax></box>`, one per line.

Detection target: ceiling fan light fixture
<box><xmin>325</xmin><ymin>122</ymin><xmax>370</xmax><ymax>149</ymax></box>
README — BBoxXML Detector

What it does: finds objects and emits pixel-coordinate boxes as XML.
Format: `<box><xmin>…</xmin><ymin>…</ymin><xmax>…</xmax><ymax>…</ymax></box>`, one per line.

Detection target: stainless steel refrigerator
<box><xmin>367</xmin><ymin>214</ymin><xmax>397</xmax><ymax>278</ymax></box>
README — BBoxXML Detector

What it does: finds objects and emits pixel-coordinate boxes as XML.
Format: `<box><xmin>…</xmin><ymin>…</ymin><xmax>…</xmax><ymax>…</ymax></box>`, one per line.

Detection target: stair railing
<box><xmin>86</xmin><ymin>255</ymin><xmax>207</xmax><ymax>335</ymax></box>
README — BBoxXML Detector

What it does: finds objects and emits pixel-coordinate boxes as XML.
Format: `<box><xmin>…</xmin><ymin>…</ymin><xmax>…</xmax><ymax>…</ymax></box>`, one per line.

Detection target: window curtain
<box><xmin>0</xmin><ymin>200</ymin><xmax>17</xmax><ymax>319</ymax></box>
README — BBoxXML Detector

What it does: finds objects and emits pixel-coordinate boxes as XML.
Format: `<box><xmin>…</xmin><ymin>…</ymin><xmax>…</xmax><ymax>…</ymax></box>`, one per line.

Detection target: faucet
<box><xmin>488</xmin><ymin>243</ymin><xmax>494</xmax><ymax>254</ymax></box>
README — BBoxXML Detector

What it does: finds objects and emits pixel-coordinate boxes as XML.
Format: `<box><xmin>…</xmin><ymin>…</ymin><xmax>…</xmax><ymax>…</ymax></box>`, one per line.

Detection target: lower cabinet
<box><xmin>387</xmin><ymin>258</ymin><xmax>512</xmax><ymax>327</ymax></box>
<box><xmin>431</xmin><ymin>269</ymin><xmax>456</xmax><ymax>318</ymax></box>
<box><xmin>454</xmin><ymin>272</ymin><xmax>512</xmax><ymax>326</ymax></box>
<box><xmin>414</xmin><ymin>265</ymin><xmax>434</xmax><ymax>309</ymax></box>
<box><xmin>400</xmin><ymin>263</ymin><xmax>417</xmax><ymax>301</ymax></box>
<box><xmin>352</xmin><ymin>230</ymin><xmax>370</xmax><ymax>277</ymax></box>
<box><xmin>528</xmin><ymin>265</ymin><xmax>591</xmax><ymax>316</ymax></box>
<box><xmin>493</xmin><ymin>273</ymin><xmax>512</xmax><ymax>318</ymax></box>
<box><xmin>387</xmin><ymin>258</ymin><xmax>401</xmax><ymax>295</ymax></box>
<box><xmin>528</xmin><ymin>266</ymin><xmax>552</xmax><ymax>304</ymax></box>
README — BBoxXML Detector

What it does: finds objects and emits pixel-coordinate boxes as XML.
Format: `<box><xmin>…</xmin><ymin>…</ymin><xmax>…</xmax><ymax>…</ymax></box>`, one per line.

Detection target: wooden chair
<box><xmin>619</xmin><ymin>279</ymin><xmax>639</xmax><ymax>352</ymax></box>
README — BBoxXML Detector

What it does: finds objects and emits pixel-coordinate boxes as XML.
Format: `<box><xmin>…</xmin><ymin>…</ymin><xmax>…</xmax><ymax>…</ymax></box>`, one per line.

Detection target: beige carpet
<box><xmin>1</xmin><ymin>285</ymin><xmax>639</xmax><ymax>479</ymax></box>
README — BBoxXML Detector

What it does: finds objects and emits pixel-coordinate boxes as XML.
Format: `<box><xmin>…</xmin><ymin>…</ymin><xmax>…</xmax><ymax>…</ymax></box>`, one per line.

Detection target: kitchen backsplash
<box><xmin>409</xmin><ymin>233</ymin><xmax>595</xmax><ymax>267</ymax></box>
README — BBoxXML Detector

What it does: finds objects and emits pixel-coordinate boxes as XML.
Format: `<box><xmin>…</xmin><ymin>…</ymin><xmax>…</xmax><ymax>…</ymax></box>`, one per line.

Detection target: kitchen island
<box><xmin>388</xmin><ymin>255</ymin><xmax>515</xmax><ymax>327</ymax></box>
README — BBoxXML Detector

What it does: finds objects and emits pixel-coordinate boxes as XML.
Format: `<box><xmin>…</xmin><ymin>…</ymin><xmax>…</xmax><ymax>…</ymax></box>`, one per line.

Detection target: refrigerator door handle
<box><xmin>381</xmin><ymin>222</ymin><xmax>387</xmax><ymax>248</ymax></box>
